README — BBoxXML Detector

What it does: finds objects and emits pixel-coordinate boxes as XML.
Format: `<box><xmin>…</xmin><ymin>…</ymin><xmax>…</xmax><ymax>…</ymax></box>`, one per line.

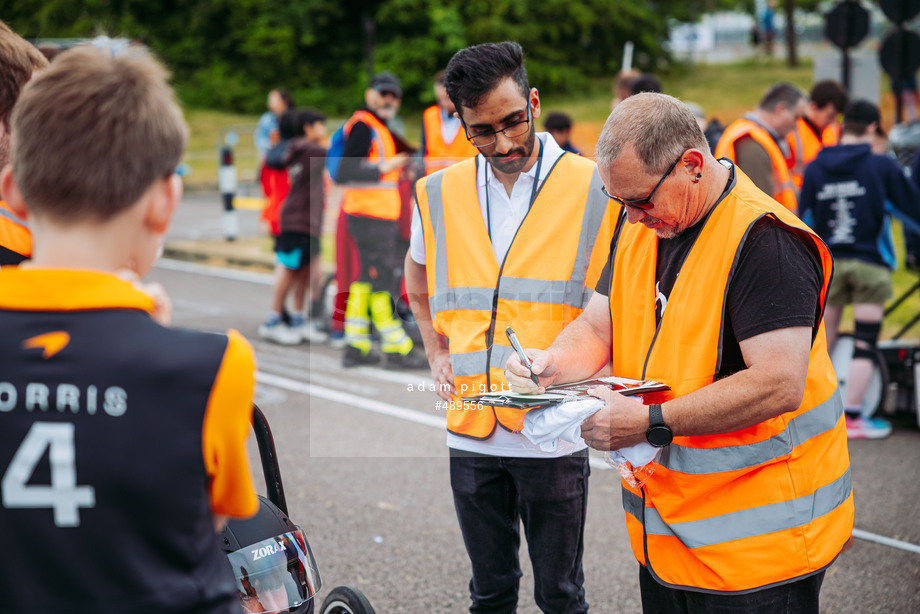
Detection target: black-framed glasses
<box><xmin>600</xmin><ymin>154</ymin><xmax>683</xmax><ymax>210</ymax></box>
<box><xmin>463</xmin><ymin>105</ymin><xmax>532</xmax><ymax>148</ymax></box>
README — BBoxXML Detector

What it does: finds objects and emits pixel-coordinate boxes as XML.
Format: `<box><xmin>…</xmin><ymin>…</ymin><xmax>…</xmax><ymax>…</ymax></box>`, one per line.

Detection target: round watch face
<box><xmin>646</xmin><ymin>425</ymin><xmax>672</xmax><ymax>447</ymax></box>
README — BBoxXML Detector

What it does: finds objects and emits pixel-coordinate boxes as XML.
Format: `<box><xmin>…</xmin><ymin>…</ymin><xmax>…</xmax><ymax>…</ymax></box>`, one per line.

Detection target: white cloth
<box><xmin>521</xmin><ymin>398</ymin><xmax>660</xmax><ymax>467</ymax></box>
<box><xmin>409</xmin><ymin>133</ymin><xmax>565</xmax><ymax>266</ymax></box>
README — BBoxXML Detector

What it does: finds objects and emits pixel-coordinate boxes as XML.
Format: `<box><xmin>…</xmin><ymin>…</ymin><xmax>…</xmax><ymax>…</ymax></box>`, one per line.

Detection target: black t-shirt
<box><xmin>595</xmin><ymin>185</ymin><xmax>823</xmax><ymax>377</ymax></box>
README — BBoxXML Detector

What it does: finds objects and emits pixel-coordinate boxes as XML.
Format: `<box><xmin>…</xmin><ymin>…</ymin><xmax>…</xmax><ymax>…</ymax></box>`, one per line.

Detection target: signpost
<box><xmin>824</xmin><ymin>0</ymin><xmax>871</xmax><ymax>91</ymax></box>
<box><xmin>879</xmin><ymin>0</ymin><xmax>920</xmax><ymax>124</ymax></box>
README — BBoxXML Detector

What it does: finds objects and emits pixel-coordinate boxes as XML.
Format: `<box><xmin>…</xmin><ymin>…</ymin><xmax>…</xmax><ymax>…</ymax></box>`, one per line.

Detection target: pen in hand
<box><xmin>505</xmin><ymin>326</ymin><xmax>541</xmax><ymax>387</ymax></box>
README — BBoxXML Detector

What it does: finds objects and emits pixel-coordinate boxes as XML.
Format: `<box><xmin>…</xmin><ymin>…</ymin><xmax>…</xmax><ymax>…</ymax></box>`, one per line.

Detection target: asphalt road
<box><xmin>148</xmin><ymin>253</ymin><xmax>920</xmax><ymax>614</ymax></box>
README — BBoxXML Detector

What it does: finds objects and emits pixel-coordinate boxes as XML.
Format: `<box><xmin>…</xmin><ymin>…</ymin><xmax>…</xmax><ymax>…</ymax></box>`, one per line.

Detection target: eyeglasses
<box><xmin>463</xmin><ymin>105</ymin><xmax>532</xmax><ymax>148</ymax></box>
<box><xmin>600</xmin><ymin>154</ymin><xmax>683</xmax><ymax>210</ymax></box>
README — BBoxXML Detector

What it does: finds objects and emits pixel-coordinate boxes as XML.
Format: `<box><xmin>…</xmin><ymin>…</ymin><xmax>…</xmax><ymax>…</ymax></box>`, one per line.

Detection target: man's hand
<box><xmin>429</xmin><ymin>349</ymin><xmax>456</xmax><ymax>401</ymax></box>
<box><xmin>579</xmin><ymin>386</ymin><xmax>647</xmax><ymax>451</ymax></box>
<box><xmin>505</xmin><ymin>348</ymin><xmax>557</xmax><ymax>393</ymax></box>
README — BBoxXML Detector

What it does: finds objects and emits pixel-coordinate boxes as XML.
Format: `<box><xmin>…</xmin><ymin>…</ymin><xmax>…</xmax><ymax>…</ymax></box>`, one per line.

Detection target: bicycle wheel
<box><xmin>829</xmin><ymin>334</ymin><xmax>890</xmax><ymax>417</ymax></box>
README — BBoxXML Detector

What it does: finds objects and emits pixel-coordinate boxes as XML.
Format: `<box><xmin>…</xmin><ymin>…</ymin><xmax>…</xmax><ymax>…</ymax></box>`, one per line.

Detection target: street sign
<box><xmin>880</xmin><ymin>0</ymin><xmax>920</xmax><ymax>24</ymax></box>
<box><xmin>880</xmin><ymin>29</ymin><xmax>920</xmax><ymax>81</ymax></box>
<box><xmin>825</xmin><ymin>0</ymin><xmax>871</xmax><ymax>49</ymax></box>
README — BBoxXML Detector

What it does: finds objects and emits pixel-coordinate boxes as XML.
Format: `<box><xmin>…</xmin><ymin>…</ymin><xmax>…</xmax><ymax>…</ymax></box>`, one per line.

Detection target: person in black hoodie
<box><xmin>799</xmin><ymin>100</ymin><xmax>920</xmax><ymax>439</ymax></box>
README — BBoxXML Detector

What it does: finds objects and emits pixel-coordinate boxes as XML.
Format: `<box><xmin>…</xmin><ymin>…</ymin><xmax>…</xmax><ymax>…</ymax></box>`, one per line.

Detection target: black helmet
<box><xmin>220</xmin><ymin>495</ymin><xmax>322</xmax><ymax>614</ymax></box>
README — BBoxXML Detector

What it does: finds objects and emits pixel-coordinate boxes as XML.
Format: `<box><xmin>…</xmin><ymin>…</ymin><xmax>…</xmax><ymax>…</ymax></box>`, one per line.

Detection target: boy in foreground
<box><xmin>0</xmin><ymin>46</ymin><xmax>259</xmax><ymax>613</ymax></box>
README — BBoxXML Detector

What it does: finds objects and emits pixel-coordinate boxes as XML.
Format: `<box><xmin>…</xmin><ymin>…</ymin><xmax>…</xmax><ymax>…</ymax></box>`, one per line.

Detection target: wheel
<box><xmin>320</xmin><ymin>585</ymin><xmax>375</xmax><ymax>614</ymax></box>
<box><xmin>829</xmin><ymin>334</ymin><xmax>890</xmax><ymax>417</ymax></box>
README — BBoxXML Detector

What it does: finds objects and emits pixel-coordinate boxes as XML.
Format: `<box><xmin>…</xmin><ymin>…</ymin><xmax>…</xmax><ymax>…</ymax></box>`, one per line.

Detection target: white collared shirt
<box><xmin>410</xmin><ymin>132</ymin><xmax>565</xmax><ymax>265</ymax></box>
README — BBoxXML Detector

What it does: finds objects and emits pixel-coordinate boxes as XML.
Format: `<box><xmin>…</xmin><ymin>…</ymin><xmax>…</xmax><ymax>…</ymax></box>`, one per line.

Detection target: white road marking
<box><xmin>156</xmin><ymin>258</ymin><xmax>273</xmax><ymax>285</ymax></box>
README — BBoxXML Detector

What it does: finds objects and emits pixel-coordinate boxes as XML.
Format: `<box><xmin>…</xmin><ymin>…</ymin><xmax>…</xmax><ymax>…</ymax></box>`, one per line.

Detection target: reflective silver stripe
<box><xmin>429</xmin><ymin>287</ymin><xmax>495</xmax><ymax>314</ymax></box>
<box><xmin>660</xmin><ymin>390</ymin><xmax>843</xmax><ymax>475</ymax></box>
<box><xmin>450</xmin><ymin>345</ymin><xmax>514</xmax><ymax>378</ymax></box>
<box><xmin>450</xmin><ymin>350</ymin><xmax>488</xmax><ymax>378</ymax></box>
<box><xmin>638</xmin><ymin>468</ymin><xmax>851</xmax><ymax>549</ymax></box>
<box><xmin>496</xmin><ymin>277</ymin><xmax>591</xmax><ymax>309</ymax></box>
<box><xmin>0</xmin><ymin>206</ymin><xmax>28</xmax><ymax>229</ymax></box>
<box><xmin>425</xmin><ymin>172</ymin><xmax>451</xmax><ymax>306</ymax></box>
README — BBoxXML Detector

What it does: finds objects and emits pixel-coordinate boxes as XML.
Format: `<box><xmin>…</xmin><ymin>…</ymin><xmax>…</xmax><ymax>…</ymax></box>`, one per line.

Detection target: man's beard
<box><xmin>488</xmin><ymin>124</ymin><xmax>535</xmax><ymax>175</ymax></box>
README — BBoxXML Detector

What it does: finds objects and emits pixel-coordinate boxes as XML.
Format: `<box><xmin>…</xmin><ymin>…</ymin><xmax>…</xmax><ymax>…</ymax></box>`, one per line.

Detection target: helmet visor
<box><xmin>226</xmin><ymin>528</ymin><xmax>322</xmax><ymax>613</ymax></box>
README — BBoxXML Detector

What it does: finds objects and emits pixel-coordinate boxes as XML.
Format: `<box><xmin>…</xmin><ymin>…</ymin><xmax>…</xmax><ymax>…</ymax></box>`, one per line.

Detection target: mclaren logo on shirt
<box><xmin>23</xmin><ymin>331</ymin><xmax>70</xmax><ymax>359</ymax></box>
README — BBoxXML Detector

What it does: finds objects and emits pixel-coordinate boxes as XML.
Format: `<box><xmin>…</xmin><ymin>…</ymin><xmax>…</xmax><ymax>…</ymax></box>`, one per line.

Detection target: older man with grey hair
<box><xmin>506</xmin><ymin>93</ymin><xmax>852</xmax><ymax>613</ymax></box>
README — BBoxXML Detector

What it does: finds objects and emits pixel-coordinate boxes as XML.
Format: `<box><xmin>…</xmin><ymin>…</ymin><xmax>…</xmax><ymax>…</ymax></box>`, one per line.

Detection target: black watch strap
<box><xmin>646</xmin><ymin>403</ymin><xmax>672</xmax><ymax>447</ymax></box>
<box><xmin>649</xmin><ymin>403</ymin><xmax>664</xmax><ymax>427</ymax></box>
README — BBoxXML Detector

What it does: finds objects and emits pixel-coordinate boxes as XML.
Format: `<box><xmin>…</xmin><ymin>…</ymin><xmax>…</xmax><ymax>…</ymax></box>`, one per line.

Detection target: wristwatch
<box><xmin>646</xmin><ymin>404</ymin><xmax>673</xmax><ymax>447</ymax></box>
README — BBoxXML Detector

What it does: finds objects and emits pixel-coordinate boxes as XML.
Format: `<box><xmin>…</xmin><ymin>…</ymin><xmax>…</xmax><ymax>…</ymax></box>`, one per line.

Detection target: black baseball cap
<box><xmin>369</xmin><ymin>72</ymin><xmax>402</xmax><ymax>97</ymax></box>
<box><xmin>843</xmin><ymin>99</ymin><xmax>879</xmax><ymax>125</ymax></box>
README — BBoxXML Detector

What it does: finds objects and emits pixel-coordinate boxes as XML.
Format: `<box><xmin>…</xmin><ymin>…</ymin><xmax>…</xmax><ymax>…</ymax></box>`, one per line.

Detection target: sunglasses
<box><xmin>600</xmin><ymin>154</ymin><xmax>682</xmax><ymax>210</ymax></box>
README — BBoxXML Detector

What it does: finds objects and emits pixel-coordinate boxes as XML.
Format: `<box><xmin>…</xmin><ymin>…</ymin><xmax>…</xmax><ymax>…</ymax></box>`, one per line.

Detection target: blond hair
<box><xmin>595</xmin><ymin>92</ymin><xmax>708</xmax><ymax>174</ymax></box>
<box><xmin>11</xmin><ymin>45</ymin><xmax>187</xmax><ymax>223</ymax></box>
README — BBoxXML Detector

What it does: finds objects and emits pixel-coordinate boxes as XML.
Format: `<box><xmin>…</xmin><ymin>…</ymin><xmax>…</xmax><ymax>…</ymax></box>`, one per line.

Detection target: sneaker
<box><xmin>845</xmin><ymin>415</ymin><xmax>892</xmax><ymax>440</ymax></box>
<box><xmin>328</xmin><ymin>330</ymin><xmax>346</xmax><ymax>349</ymax></box>
<box><xmin>384</xmin><ymin>348</ymin><xmax>430</xmax><ymax>370</ymax></box>
<box><xmin>291</xmin><ymin>322</ymin><xmax>328</xmax><ymax>344</ymax></box>
<box><xmin>258</xmin><ymin>322</ymin><xmax>303</xmax><ymax>346</ymax></box>
<box><xmin>342</xmin><ymin>346</ymin><xmax>381</xmax><ymax>368</ymax></box>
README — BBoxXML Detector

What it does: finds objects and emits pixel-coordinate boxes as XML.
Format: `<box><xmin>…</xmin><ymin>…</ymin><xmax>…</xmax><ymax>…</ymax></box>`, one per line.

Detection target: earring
<box><xmin>691</xmin><ymin>173</ymin><xmax>702</xmax><ymax>184</ymax></box>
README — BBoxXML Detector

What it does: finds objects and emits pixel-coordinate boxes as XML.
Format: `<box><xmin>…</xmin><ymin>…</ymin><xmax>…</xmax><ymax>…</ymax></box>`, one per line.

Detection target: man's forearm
<box><xmin>546</xmin><ymin>307</ymin><xmax>611</xmax><ymax>384</ymax></box>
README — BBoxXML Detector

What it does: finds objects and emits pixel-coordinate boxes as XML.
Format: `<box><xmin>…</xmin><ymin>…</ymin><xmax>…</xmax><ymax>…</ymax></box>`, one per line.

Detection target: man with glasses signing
<box><xmin>507</xmin><ymin>93</ymin><xmax>852</xmax><ymax>613</ymax></box>
<box><xmin>406</xmin><ymin>41</ymin><xmax>613</xmax><ymax>613</ymax></box>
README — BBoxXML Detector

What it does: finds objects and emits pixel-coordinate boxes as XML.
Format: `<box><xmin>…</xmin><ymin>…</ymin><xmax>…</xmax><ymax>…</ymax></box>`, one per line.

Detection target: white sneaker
<box><xmin>258</xmin><ymin>322</ymin><xmax>303</xmax><ymax>345</ymax></box>
<box><xmin>291</xmin><ymin>322</ymin><xmax>328</xmax><ymax>343</ymax></box>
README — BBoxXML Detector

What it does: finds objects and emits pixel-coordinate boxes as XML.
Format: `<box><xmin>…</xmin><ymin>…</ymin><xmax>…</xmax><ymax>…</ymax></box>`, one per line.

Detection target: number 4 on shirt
<box><xmin>2</xmin><ymin>422</ymin><xmax>96</xmax><ymax>527</ymax></box>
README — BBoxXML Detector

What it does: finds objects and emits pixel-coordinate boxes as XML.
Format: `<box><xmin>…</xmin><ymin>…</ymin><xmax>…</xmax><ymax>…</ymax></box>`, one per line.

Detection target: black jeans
<box><xmin>449</xmin><ymin>449</ymin><xmax>590</xmax><ymax>614</ymax></box>
<box><xmin>346</xmin><ymin>214</ymin><xmax>400</xmax><ymax>296</ymax></box>
<box><xmin>639</xmin><ymin>564</ymin><xmax>825</xmax><ymax>614</ymax></box>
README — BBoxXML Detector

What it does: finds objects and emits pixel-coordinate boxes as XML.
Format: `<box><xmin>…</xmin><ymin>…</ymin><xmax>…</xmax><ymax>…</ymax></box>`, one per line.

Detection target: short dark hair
<box><xmin>759</xmin><ymin>82</ymin><xmax>806</xmax><ymax>112</ymax></box>
<box><xmin>299</xmin><ymin>108</ymin><xmax>326</xmax><ymax>128</ymax></box>
<box><xmin>544</xmin><ymin>111</ymin><xmax>572</xmax><ymax>132</ymax></box>
<box><xmin>280</xmin><ymin>108</ymin><xmax>326</xmax><ymax>139</ymax></box>
<box><xmin>274</xmin><ymin>87</ymin><xmax>294</xmax><ymax>109</ymax></box>
<box><xmin>810</xmin><ymin>80</ymin><xmax>849</xmax><ymax>113</ymax></box>
<box><xmin>433</xmin><ymin>69</ymin><xmax>446</xmax><ymax>86</ymax></box>
<box><xmin>444</xmin><ymin>41</ymin><xmax>529</xmax><ymax>116</ymax></box>
<box><xmin>631</xmin><ymin>73</ymin><xmax>662</xmax><ymax>96</ymax></box>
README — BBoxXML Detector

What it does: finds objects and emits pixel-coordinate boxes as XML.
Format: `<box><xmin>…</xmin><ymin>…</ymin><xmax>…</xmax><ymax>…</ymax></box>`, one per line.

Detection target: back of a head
<box><xmin>444</xmin><ymin>41</ymin><xmax>529</xmax><ymax>116</ymax></box>
<box><xmin>11</xmin><ymin>45</ymin><xmax>188</xmax><ymax>224</ymax></box>
<box><xmin>631</xmin><ymin>73</ymin><xmax>662</xmax><ymax>96</ymax></box>
<box><xmin>544</xmin><ymin>111</ymin><xmax>572</xmax><ymax>133</ymax></box>
<box><xmin>758</xmin><ymin>82</ymin><xmax>806</xmax><ymax>112</ymax></box>
<box><xmin>841</xmin><ymin>99</ymin><xmax>880</xmax><ymax>137</ymax></box>
<box><xmin>596</xmin><ymin>93</ymin><xmax>708</xmax><ymax>174</ymax></box>
<box><xmin>810</xmin><ymin>79</ymin><xmax>849</xmax><ymax>113</ymax></box>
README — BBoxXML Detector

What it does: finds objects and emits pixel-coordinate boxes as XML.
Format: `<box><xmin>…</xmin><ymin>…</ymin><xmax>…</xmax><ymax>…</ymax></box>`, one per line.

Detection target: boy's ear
<box><xmin>145</xmin><ymin>174</ymin><xmax>182</xmax><ymax>234</ymax></box>
<box><xmin>0</xmin><ymin>164</ymin><xmax>28</xmax><ymax>219</ymax></box>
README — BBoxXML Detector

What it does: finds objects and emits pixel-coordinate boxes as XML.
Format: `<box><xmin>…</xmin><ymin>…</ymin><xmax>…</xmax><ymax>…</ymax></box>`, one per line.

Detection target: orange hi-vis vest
<box><xmin>0</xmin><ymin>201</ymin><xmax>31</xmax><ymax>261</ymax></box>
<box><xmin>786</xmin><ymin>117</ymin><xmax>841</xmax><ymax>190</ymax></box>
<box><xmin>341</xmin><ymin>110</ymin><xmax>401</xmax><ymax>221</ymax></box>
<box><xmin>415</xmin><ymin>153</ymin><xmax>613</xmax><ymax>439</ymax></box>
<box><xmin>607</xmin><ymin>166</ymin><xmax>852</xmax><ymax>594</ymax></box>
<box><xmin>715</xmin><ymin>118</ymin><xmax>798</xmax><ymax>211</ymax></box>
<box><xmin>422</xmin><ymin>105</ymin><xmax>478</xmax><ymax>175</ymax></box>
